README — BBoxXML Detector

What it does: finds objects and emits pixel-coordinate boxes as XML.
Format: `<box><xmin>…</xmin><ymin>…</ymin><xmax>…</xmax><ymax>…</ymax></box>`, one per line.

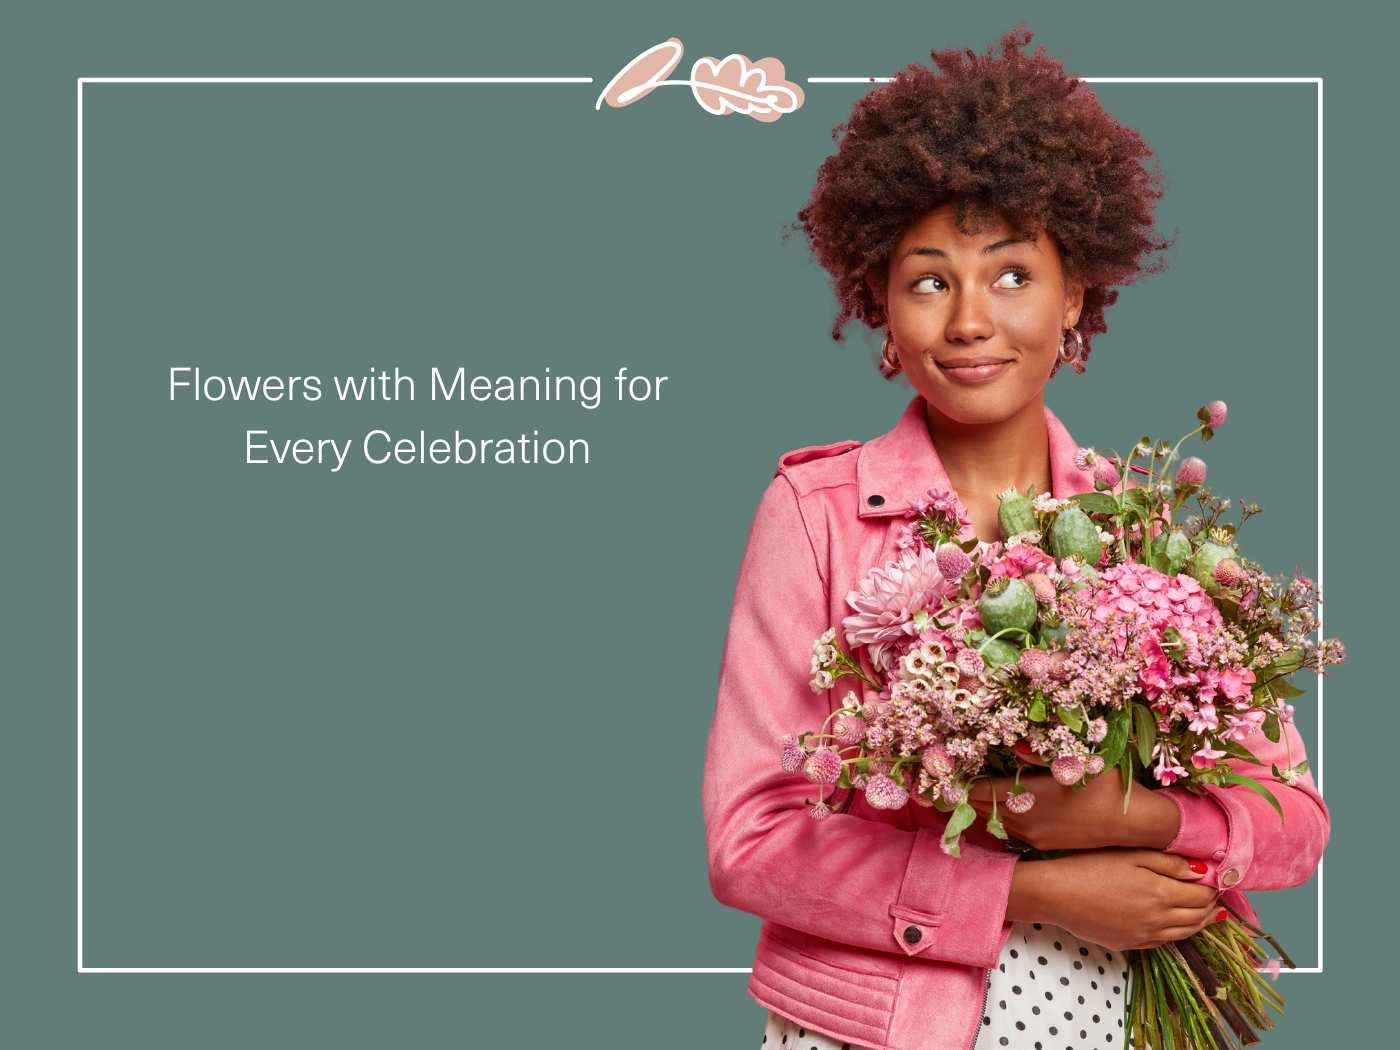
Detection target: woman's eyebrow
<box><xmin>902</xmin><ymin>236</ymin><xmax>1037</xmax><ymax>260</ymax></box>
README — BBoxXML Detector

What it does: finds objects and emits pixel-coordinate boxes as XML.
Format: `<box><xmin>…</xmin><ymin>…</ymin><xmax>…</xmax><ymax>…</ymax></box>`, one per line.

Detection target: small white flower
<box><xmin>842</xmin><ymin>690</ymin><xmax>861</xmax><ymax>711</ymax></box>
<box><xmin>1098</xmin><ymin>528</ymin><xmax>1115</xmax><ymax>544</ymax></box>
<box><xmin>1007</xmin><ymin>529</ymin><xmax>1043</xmax><ymax>546</ymax></box>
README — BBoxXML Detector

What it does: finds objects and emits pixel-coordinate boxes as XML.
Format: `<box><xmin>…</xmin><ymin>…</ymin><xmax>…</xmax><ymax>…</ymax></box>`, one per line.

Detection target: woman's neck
<box><xmin>924</xmin><ymin>397</ymin><xmax>1053</xmax><ymax>510</ymax></box>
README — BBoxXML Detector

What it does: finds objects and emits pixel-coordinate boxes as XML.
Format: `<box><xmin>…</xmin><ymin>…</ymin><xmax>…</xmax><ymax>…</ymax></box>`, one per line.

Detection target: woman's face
<box><xmin>875</xmin><ymin>203</ymin><xmax>1084</xmax><ymax>425</ymax></box>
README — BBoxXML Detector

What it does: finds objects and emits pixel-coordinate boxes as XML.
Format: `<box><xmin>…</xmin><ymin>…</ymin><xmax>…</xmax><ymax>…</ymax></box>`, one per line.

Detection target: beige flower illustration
<box><xmin>596</xmin><ymin>37</ymin><xmax>804</xmax><ymax>122</ymax></box>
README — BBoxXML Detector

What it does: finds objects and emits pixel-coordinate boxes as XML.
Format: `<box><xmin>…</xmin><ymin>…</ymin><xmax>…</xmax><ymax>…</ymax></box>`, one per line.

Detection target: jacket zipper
<box><xmin>966</xmin><ymin>965</ymin><xmax>992</xmax><ymax>1050</ymax></box>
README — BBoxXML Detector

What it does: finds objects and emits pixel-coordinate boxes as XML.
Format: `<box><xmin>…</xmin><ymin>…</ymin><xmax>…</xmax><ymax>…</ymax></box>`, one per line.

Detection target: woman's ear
<box><xmin>1063</xmin><ymin>280</ymin><xmax>1086</xmax><ymax>330</ymax></box>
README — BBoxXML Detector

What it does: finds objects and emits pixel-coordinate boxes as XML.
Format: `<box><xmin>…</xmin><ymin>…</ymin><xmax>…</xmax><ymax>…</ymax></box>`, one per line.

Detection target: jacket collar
<box><xmin>856</xmin><ymin>394</ymin><xmax>1097</xmax><ymax>520</ymax></box>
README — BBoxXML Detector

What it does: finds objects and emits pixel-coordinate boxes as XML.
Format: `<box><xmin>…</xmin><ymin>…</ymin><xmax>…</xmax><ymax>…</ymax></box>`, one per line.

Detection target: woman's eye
<box><xmin>911</xmin><ymin>269</ymin><xmax>1030</xmax><ymax>294</ymax></box>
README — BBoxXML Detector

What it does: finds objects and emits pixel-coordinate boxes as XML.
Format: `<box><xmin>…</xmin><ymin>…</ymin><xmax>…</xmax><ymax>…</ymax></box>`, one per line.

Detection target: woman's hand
<box><xmin>967</xmin><ymin>750</ymin><xmax>1182</xmax><ymax>851</ymax></box>
<box><xmin>1010</xmin><ymin>849</ymin><xmax>1224</xmax><ymax>950</ymax></box>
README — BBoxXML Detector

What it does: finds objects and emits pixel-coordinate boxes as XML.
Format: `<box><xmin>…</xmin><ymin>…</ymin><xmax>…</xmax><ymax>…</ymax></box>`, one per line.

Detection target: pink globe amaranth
<box><xmin>935</xmin><ymin>541</ymin><xmax>973</xmax><ymax>582</ymax></box>
<box><xmin>1213</xmin><ymin>558</ymin><xmax>1244</xmax><ymax>588</ymax></box>
<box><xmin>1084</xmin><ymin>754</ymin><xmax>1106</xmax><ymax>775</ymax></box>
<box><xmin>832</xmin><ymin>714</ymin><xmax>867</xmax><ymax>746</ymax></box>
<box><xmin>956</xmin><ymin>646</ymin><xmax>986</xmax><ymax>676</ymax></box>
<box><xmin>865</xmin><ymin>773</ymin><xmax>910</xmax><ymax>810</ymax></box>
<box><xmin>941</xmin><ymin>782</ymin><xmax>968</xmax><ymax>806</ymax></box>
<box><xmin>921</xmin><ymin>741</ymin><xmax>952</xmax><ymax>776</ymax></box>
<box><xmin>803</xmin><ymin>747</ymin><xmax>843</xmax><ymax>785</ymax></box>
<box><xmin>1004</xmin><ymin>790</ymin><xmax>1036</xmax><ymax>814</ymax></box>
<box><xmin>1051</xmin><ymin>754</ymin><xmax>1086</xmax><ymax>786</ymax></box>
<box><xmin>1176</xmin><ymin>457</ymin><xmax>1208</xmax><ymax>487</ymax></box>
<box><xmin>1018</xmin><ymin>648</ymin><xmax>1051</xmax><ymax>682</ymax></box>
<box><xmin>780</xmin><ymin>738</ymin><xmax>806</xmax><ymax>774</ymax></box>
<box><xmin>808</xmin><ymin>800</ymin><xmax>832</xmax><ymax>821</ymax></box>
<box><xmin>1024</xmin><ymin>572</ymin><xmax>1056</xmax><ymax>603</ymax></box>
<box><xmin>1206</xmin><ymin>400</ymin><xmax>1228</xmax><ymax>429</ymax></box>
<box><xmin>1093</xmin><ymin>457</ymin><xmax>1121</xmax><ymax>488</ymax></box>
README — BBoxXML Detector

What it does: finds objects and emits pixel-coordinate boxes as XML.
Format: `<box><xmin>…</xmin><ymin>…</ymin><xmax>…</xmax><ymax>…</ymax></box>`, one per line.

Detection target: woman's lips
<box><xmin>937</xmin><ymin>359</ymin><xmax>1014</xmax><ymax>384</ymax></box>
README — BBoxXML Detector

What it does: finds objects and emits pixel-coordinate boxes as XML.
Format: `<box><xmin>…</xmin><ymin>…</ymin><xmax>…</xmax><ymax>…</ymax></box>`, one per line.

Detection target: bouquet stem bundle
<box><xmin>1126</xmin><ymin>901</ymin><xmax>1290</xmax><ymax>1049</ymax></box>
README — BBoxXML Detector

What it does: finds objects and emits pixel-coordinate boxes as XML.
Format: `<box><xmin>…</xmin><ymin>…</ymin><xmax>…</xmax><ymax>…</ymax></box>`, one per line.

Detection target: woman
<box><xmin>700</xmin><ymin>27</ymin><xmax>1329</xmax><ymax>1050</ymax></box>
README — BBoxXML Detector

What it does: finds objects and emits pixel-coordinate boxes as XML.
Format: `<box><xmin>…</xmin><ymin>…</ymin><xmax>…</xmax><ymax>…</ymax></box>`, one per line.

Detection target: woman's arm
<box><xmin>1157</xmin><ymin>717</ymin><xmax>1330</xmax><ymax>892</ymax></box>
<box><xmin>701</xmin><ymin>472</ymin><xmax>1019</xmax><ymax>970</ymax></box>
<box><xmin>969</xmin><ymin>724</ymin><xmax>1330</xmax><ymax>892</ymax></box>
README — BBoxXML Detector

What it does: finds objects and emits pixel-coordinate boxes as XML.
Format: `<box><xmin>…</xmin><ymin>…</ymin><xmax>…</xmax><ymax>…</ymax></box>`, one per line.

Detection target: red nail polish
<box><xmin>1214</xmin><ymin>909</ymin><xmax>1227</xmax><ymax>922</ymax></box>
<box><xmin>1014</xmin><ymin>740</ymin><xmax>1032</xmax><ymax>754</ymax></box>
<box><xmin>1188</xmin><ymin>860</ymin><xmax>1208</xmax><ymax>874</ymax></box>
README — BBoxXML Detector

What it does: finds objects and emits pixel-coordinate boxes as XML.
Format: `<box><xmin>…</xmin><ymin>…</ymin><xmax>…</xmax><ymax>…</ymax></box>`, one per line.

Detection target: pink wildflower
<box><xmin>935</xmin><ymin>541</ymin><xmax>973</xmax><ymax>582</ymax></box>
<box><xmin>832</xmin><ymin>714</ymin><xmax>867</xmax><ymax>746</ymax></box>
<box><xmin>1205</xmin><ymin>400</ymin><xmax>1228</xmax><ymax>429</ymax></box>
<box><xmin>780</xmin><ymin>736</ymin><xmax>806</xmax><ymax>774</ymax></box>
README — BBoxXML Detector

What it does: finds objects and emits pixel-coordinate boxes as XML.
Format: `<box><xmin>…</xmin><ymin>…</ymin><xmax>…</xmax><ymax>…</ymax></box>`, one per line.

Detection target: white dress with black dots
<box><xmin>760</xmin><ymin>920</ymin><xmax>1132</xmax><ymax>1050</ymax></box>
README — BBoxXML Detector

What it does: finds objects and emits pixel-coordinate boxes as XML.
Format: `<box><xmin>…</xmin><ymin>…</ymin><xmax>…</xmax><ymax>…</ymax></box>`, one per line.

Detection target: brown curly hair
<box><xmin>785</xmin><ymin>24</ymin><xmax>1177</xmax><ymax>377</ymax></box>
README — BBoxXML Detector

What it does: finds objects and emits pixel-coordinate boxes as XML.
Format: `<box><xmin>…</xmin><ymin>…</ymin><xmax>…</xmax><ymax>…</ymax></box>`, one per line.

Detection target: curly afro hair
<box><xmin>786</xmin><ymin>24</ymin><xmax>1176</xmax><ymax>377</ymax></box>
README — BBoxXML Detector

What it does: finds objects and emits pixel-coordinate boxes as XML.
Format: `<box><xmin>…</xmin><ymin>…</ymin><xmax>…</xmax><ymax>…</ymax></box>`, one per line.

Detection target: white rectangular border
<box><xmin>76</xmin><ymin>75</ymin><xmax>1324</xmax><ymax>974</ymax></box>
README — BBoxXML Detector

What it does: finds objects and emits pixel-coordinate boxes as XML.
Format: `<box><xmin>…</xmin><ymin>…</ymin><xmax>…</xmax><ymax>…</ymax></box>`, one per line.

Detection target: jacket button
<box><xmin>867</xmin><ymin>494</ymin><xmax>885</xmax><ymax>507</ymax></box>
<box><xmin>1220</xmin><ymin>867</ymin><xmax>1241</xmax><ymax>887</ymax></box>
<box><xmin>1212</xmin><ymin>849</ymin><xmax>1226</xmax><ymax>861</ymax></box>
<box><xmin>903</xmin><ymin>925</ymin><xmax>922</xmax><ymax>944</ymax></box>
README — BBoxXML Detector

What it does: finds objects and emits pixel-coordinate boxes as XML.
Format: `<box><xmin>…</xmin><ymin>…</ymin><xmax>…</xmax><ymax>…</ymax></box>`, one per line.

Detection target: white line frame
<box><xmin>76</xmin><ymin>74</ymin><xmax>1325</xmax><ymax>974</ymax></box>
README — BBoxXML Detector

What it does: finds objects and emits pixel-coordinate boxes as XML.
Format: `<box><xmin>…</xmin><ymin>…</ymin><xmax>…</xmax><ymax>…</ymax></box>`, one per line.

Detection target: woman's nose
<box><xmin>944</xmin><ymin>291</ymin><xmax>995</xmax><ymax>343</ymax></box>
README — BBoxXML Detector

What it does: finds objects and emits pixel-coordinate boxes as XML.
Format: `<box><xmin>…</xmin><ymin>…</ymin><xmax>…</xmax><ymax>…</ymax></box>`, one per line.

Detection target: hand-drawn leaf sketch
<box><xmin>595</xmin><ymin>38</ymin><xmax>685</xmax><ymax>110</ymax></box>
<box><xmin>690</xmin><ymin>54</ymin><xmax>804</xmax><ymax>122</ymax></box>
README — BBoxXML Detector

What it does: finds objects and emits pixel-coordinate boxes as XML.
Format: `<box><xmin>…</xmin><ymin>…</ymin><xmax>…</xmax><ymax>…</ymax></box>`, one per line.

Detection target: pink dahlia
<box><xmin>843</xmin><ymin>546</ymin><xmax>955</xmax><ymax>669</ymax></box>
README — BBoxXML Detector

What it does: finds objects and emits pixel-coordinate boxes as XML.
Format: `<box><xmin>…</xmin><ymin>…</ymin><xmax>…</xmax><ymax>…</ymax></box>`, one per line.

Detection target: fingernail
<box><xmin>1187</xmin><ymin>860</ymin><xmax>1208</xmax><ymax>875</ymax></box>
<box><xmin>1215</xmin><ymin>909</ymin><xmax>1227</xmax><ymax>922</ymax></box>
<box><xmin>1014</xmin><ymin>740</ymin><xmax>1033</xmax><ymax>755</ymax></box>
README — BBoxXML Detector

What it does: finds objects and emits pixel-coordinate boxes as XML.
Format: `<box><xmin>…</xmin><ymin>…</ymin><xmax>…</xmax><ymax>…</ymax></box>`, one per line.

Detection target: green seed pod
<box><xmin>979</xmin><ymin>638</ymin><xmax>1021</xmax><ymax>668</ymax></box>
<box><xmin>978</xmin><ymin>576</ymin><xmax>1038</xmax><ymax>637</ymax></box>
<box><xmin>1050</xmin><ymin>506</ymin><xmax>1104</xmax><ymax>566</ymax></box>
<box><xmin>1164</xmin><ymin>530</ymin><xmax>1192</xmax><ymax>574</ymax></box>
<box><xmin>997</xmin><ymin>486</ymin><xmax>1037</xmax><ymax>540</ymax></box>
<box><xmin>1190</xmin><ymin>539</ymin><xmax>1237</xmax><ymax>595</ymax></box>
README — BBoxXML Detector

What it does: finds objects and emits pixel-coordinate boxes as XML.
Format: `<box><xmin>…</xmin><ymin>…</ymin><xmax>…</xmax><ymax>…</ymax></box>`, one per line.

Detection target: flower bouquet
<box><xmin>782</xmin><ymin>401</ymin><xmax>1344</xmax><ymax>1050</ymax></box>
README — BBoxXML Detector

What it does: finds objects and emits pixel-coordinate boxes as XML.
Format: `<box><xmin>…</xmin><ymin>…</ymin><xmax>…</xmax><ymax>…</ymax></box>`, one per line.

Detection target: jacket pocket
<box><xmin>765</xmin><ymin>922</ymin><xmax>904</xmax><ymax>980</ymax></box>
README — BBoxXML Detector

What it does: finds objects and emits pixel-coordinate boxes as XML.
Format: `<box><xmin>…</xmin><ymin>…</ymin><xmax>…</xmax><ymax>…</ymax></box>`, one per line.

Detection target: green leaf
<box><xmin>1028</xmin><ymin>696</ymin><xmax>1046</xmax><ymax>722</ymax></box>
<box><xmin>1219</xmin><ymin>739</ymin><xmax>1263</xmax><ymax>764</ymax></box>
<box><xmin>1258</xmin><ymin>652</ymin><xmax>1305</xmax><ymax>679</ymax></box>
<box><xmin>1100</xmin><ymin>709</ymin><xmax>1130</xmax><ymax>767</ymax></box>
<box><xmin>1071</xmin><ymin>492</ymin><xmax>1119</xmax><ymax>515</ymax></box>
<box><xmin>1132</xmin><ymin>703</ymin><xmax>1158</xmax><ymax>766</ymax></box>
<box><xmin>941</xmin><ymin>800</ymin><xmax>978</xmax><ymax>857</ymax></box>
<box><xmin>1270</xmin><ymin>678</ymin><xmax>1307</xmax><ymax>700</ymax></box>
<box><xmin>836</xmin><ymin>769</ymin><xmax>851</xmax><ymax>789</ymax></box>
<box><xmin>1262</xmin><ymin>713</ymin><xmax>1281</xmax><ymax>743</ymax></box>
<box><xmin>986</xmin><ymin>811</ymin><xmax>1008</xmax><ymax>840</ymax></box>
<box><xmin>1220</xmin><ymin>771</ymin><xmax>1285</xmax><ymax>822</ymax></box>
<box><xmin>1057</xmin><ymin>704</ymin><xmax>1084</xmax><ymax>733</ymax></box>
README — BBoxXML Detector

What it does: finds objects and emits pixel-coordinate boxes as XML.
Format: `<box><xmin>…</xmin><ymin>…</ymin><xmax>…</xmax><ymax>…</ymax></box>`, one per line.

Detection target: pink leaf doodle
<box><xmin>690</xmin><ymin>54</ymin><xmax>804</xmax><ymax>122</ymax></box>
<box><xmin>595</xmin><ymin>38</ymin><xmax>685</xmax><ymax>109</ymax></box>
<box><xmin>596</xmin><ymin>39</ymin><xmax>804</xmax><ymax>122</ymax></box>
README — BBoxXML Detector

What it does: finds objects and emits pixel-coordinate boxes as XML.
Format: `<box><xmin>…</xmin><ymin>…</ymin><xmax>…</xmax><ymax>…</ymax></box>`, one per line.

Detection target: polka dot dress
<box><xmin>759</xmin><ymin>921</ymin><xmax>1132</xmax><ymax>1050</ymax></box>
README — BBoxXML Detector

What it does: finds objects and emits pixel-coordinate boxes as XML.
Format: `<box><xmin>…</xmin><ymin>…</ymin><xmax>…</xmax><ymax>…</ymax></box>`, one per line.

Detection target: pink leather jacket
<box><xmin>702</xmin><ymin>394</ymin><xmax>1330</xmax><ymax>1050</ymax></box>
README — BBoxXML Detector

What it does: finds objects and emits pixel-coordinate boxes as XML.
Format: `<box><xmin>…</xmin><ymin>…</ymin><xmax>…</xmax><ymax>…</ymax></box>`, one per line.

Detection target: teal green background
<box><xmin>4</xmin><ymin>0</ymin><xmax>1385</xmax><ymax>1045</ymax></box>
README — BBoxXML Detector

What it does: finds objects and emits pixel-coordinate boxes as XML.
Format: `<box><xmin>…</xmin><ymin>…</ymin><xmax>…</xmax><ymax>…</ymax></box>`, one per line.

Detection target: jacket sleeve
<box><xmin>701</xmin><ymin>472</ymin><xmax>1019</xmax><ymax>969</ymax></box>
<box><xmin>1157</xmin><ymin>716</ymin><xmax>1329</xmax><ymax>892</ymax></box>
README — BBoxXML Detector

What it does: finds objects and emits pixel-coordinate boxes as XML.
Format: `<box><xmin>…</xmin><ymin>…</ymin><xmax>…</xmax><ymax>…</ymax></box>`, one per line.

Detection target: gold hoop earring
<box><xmin>880</xmin><ymin>332</ymin><xmax>902</xmax><ymax>377</ymax></box>
<box><xmin>1058</xmin><ymin>327</ymin><xmax>1086</xmax><ymax>373</ymax></box>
